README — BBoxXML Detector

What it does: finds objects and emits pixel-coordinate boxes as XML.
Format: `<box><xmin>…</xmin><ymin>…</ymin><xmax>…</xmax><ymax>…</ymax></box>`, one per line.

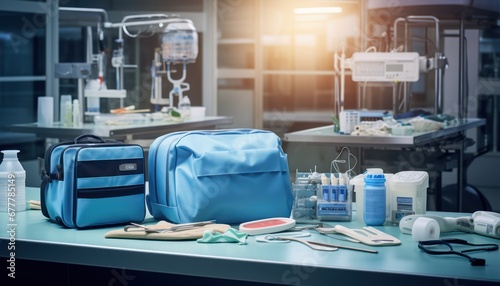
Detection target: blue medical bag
<box><xmin>41</xmin><ymin>134</ymin><xmax>146</xmax><ymax>228</ymax></box>
<box><xmin>146</xmin><ymin>129</ymin><xmax>293</xmax><ymax>224</ymax></box>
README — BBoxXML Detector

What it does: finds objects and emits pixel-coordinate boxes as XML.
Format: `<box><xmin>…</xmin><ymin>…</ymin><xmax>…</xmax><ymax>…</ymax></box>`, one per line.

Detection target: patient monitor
<box><xmin>351</xmin><ymin>52</ymin><xmax>420</xmax><ymax>82</ymax></box>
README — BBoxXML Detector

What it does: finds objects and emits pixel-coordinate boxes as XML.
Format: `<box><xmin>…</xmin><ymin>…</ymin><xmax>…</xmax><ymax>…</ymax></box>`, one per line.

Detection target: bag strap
<box><xmin>40</xmin><ymin>173</ymin><xmax>50</xmax><ymax>218</ymax></box>
<box><xmin>40</xmin><ymin>165</ymin><xmax>64</xmax><ymax>219</ymax></box>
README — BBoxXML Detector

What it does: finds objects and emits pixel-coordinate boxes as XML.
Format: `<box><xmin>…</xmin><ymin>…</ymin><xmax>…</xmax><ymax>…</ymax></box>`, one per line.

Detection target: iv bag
<box><xmin>161</xmin><ymin>22</ymin><xmax>198</xmax><ymax>63</ymax></box>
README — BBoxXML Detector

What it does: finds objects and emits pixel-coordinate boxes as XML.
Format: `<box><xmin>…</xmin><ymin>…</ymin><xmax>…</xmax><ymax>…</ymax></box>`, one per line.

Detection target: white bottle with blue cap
<box><xmin>0</xmin><ymin>150</ymin><xmax>26</xmax><ymax>212</ymax></box>
<box><xmin>363</xmin><ymin>168</ymin><xmax>386</xmax><ymax>226</ymax></box>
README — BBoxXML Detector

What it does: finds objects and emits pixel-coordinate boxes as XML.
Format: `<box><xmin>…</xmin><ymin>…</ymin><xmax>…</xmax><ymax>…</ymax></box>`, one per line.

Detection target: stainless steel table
<box><xmin>5</xmin><ymin>116</ymin><xmax>233</xmax><ymax>142</ymax></box>
<box><xmin>284</xmin><ymin>118</ymin><xmax>485</xmax><ymax>147</ymax></box>
<box><xmin>284</xmin><ymin>118</ymin><xmax>487</xmax><ymax>212</ymax></box>
<box><xmin>1</xmin><ymin>188</ymin><xmax>499</xmax><ymax>285</ymax></box>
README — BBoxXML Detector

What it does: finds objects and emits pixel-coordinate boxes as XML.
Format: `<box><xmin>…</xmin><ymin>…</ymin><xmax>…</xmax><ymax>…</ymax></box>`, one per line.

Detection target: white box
<box><xmin>388</xmin><ymin>171</ymin><xmax>429</xmax><ymax>223</ymax></box>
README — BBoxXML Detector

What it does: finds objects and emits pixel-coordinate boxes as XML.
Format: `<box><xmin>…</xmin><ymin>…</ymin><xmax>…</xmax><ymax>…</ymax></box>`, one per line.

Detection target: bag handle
<box><xmin>40</xmin><ymin>177</ymin><xmax>50</xmax><ymax>219</ymax></box>
<box><xmin>74</xmin><ymin>134</ymin><xmax>106</xmax><ymax>144</ymax></box>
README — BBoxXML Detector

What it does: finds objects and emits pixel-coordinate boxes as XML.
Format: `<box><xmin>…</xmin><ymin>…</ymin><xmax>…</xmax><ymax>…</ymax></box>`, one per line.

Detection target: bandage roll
<box><xmin>411</xmin><ymin>217</ymin><xmax>440</xmax><ymax>242</ymax></box>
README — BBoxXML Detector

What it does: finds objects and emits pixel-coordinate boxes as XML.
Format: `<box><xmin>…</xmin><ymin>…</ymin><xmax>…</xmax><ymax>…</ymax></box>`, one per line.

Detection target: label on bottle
<box><xmin>363</xmin><ymin>186</ymin><xmax>386</xmax><ymax>225</ymax></box>
<box><xmin>396</xmin><ymin>196</ymin><xmax>413</xmax><ymax>211</ymax></box>
<box><xmin>317</xmin><ymin>202</ymin><xmax>349</xmax><ymax>217</ymax></box>
<box><xmin>0</xmin><ymin>171</ymin><xmax>26</xmax><ymax>212</ymax></box>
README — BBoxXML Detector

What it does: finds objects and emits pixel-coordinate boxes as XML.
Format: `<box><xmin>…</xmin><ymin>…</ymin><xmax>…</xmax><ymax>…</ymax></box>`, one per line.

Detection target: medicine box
<box><xmin>388</xmin><ymin>171</ymin><xmax>429</xmax><ymax>223</ymax></box>
<box><xmin>291</xmin><ymin>171</ymin><xmax>352</xmax><ymax>221</ymax></box>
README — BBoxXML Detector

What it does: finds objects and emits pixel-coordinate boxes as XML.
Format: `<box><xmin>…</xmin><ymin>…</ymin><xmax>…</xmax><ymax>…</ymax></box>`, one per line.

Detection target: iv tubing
<box><xmin>340</xmin><ymin>47</ymin><xmax>345</xmax><ymax>112</ymax></box>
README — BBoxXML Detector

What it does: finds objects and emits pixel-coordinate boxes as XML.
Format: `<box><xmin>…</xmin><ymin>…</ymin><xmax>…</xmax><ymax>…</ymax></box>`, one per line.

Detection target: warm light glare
<box><xmin>294</xmin><ymin>7</ymin><xmax>343</xmax><ymax>14</ymax></box>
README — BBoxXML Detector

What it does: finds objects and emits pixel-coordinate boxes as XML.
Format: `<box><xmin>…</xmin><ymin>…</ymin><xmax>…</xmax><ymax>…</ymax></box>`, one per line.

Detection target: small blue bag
<box><xmin>147</xmin><ymin>129</ymin><xmax>293</xmax><ymax>224</ymax></box>
<box><xmin>41</xmin><ymin>134</ymin><xmax>146</xmax><ymax>228</ymax></box>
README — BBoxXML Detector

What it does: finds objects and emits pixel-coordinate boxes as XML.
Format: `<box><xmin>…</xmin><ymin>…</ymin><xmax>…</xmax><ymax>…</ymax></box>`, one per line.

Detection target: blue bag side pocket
<box><xmin>172</xmin><ymin>148</ymin><xmax>292</xmax><ymax>224</ymax></box>
<box><xmin>74</xmin><ymin>186</ymin><xmax>145</xmax><ymax>228</ymax></box>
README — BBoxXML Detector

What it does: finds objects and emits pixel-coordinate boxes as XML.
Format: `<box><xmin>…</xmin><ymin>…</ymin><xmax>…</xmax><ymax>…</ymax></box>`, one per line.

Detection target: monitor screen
<box><xmin>386</xmin><ymin>64</ymin><xmax>404</xmax><ymax>72</ymax></box>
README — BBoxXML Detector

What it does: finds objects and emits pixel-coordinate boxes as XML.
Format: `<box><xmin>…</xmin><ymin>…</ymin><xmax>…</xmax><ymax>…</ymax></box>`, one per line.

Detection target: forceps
<box><xmin>265</xmin><ymin>235</ymin><xmax>377</xmax><ymax>253</ymax></box>
<box><xmin>124</xmin><ymin>220</ymin><xmax>216</xmax><ymax>233</ymax></box>
<box><xmin>265</xmin><ymin>235</ymin><xmax>338</xmax><ymax>251</ymax></box>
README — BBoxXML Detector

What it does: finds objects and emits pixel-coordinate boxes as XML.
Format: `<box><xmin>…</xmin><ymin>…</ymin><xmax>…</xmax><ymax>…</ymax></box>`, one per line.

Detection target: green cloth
<box><xmin>197</xmin><ymin>228</ymin><xmax>248</xmax><ymax>245</ymax></box>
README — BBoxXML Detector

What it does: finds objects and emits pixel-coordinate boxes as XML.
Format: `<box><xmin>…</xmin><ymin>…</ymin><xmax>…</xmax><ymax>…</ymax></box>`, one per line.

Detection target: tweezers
<box><xmin>124</xmin><ymin>220</ymin><xmax>216</xmax><ymax>233</ymax></box>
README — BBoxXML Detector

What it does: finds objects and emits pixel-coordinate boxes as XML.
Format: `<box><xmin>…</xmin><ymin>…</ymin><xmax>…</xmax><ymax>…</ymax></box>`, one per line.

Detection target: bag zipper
<box><xmin>59</xmin><ymin>142</ymin><xmax>126</xmax><ymax>180</ymax></box>
<box><xmin>152</xmin><ymin>129</ymin><xmax>263</xmax><ymax>207</ymax></box>
<box><xmin>40</xmin><ymin>140</ymin><xmax>76</xmax><ymax>218</ymax></box>
<box><xmin>152</xmin><ymin>132</ymin><xmax>183</xmax><ymax>206</ymax></box>
<box><xmin>75</xmin><ymin>185</ymin><xmax>144</xmax><ymax>199</ymax></box>
<box><xmin>70</xmin><ymin>144</ymin><xmax>143</xmax><ymax>208</ymax></box>
<box><xmin>73</xmin><ymin>184</ymin><xmax>144</xmax><ymax>228</ymax></box>
<box><xmin>149</xmin><ymin>129</ymin><xmax>270</xmax><ymax>210</ymax></box>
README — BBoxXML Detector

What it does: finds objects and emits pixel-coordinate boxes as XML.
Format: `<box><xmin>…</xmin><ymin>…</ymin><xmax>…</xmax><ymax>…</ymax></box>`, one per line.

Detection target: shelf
<box><xmin>284</xmin><ymin>118</ymin><xmax>486</xmax><ymax>148</ymax></box>
<box><xmin>368</xmin><ymin>0</ymin><xmax>500</xmax><ymax>26</ymax></box>
<box><xmin>85</xmin><ymin>89</ymin><xmax>127</xmax><ymax>98</ymax></box>
<box><xmin>218</xmin><ymin>68</ymin><xmax>256</xmax><ymax>79</ymax></box>
<box><xmin>262</xmin><ymin>70</ymin><xmax>337</xmax><ymax>76</ymax></box>
<box><xmin>217</xmin><ymin>38</ymin><xmax>255</xmax><ymax>45</ymax></box>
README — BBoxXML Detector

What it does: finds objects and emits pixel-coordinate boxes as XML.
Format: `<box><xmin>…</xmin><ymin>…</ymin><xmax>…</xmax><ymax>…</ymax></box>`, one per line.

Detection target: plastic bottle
<box><xmin>0</xmin><ymin>150</ymin><xmax>26</xmax><ymax>212</ymax></box>
<box><xmin>60</xmin><ymin>95</ymin><xmax>72</xmax><ymax>126</ymax></box>
<box><xmin>179</xmin><ymin>95</ymin><xmax>191</xmax><ymax>119</ymax></box>
<box><xmin>86</xmin><ymin>96</ymin><xmax>100</xmax><ymax>114</ymax></box>
<box><xmin>64</xmin><ymin>100</ymin><xmax>73</xmax><ymax>127</ymax></box>
<box><xmin>363</xmin><ymin>168</ymin><xmax>386</xmax><ymax>226</ymax></box>
<box><xmin>72</xmin><ymin>99</ymin><xmax>82</xmax><ymax>127</ymax></box>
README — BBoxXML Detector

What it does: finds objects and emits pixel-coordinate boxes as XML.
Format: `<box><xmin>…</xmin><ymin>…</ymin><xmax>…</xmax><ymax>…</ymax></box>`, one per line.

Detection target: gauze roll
<box><xmin>412</xmin><ymin>217</ymin><xmax>440</xmax><ymax>242</ymax></box>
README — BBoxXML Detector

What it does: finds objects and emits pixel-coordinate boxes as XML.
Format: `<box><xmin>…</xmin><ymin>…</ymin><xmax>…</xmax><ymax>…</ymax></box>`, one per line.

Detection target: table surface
<box><xmin>284</xmin><ymin>118</ymin><xmax>485</xmax><ymax>147</ymax></box>
<box><xmin>5</xmin><ymin>116</ymin><xmax>233</xmax><ymax>141</ymax></box>
<box><xmin>0</xmin><ymin>188</ymin><xmax>499</xmax><ymax>286</ymax></box>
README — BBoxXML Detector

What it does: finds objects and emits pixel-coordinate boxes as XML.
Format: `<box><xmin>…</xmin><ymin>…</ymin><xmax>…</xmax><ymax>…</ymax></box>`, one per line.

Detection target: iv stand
<box><xmin>166</xmin><ymin>62</ymin><xmax>190</xmax><ymax>110</ymax></box>
<box><xmin>107</xmin><ymin>15</ymin><xmax>193</xmax><ymax>109</ymax></box>
<box><xmin>150</xmin><ymin>49</ymin><xmax>191</xmax><ymax>111</ymax></box>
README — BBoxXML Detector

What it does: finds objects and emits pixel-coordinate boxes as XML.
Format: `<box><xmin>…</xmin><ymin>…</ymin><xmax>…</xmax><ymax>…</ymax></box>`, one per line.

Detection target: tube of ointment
<box><xmin>330</xmin><ymin>174</ymin><xmax>338</xmax><ymax>185</ymax></box>
<box><xmin>321</xmin><ymin>173</ymin><xmax>328</xmax><ymax>185</ymax></box>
